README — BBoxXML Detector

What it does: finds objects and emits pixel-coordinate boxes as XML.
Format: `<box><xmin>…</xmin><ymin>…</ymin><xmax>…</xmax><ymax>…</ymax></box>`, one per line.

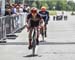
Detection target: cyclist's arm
<box><xmin>40</xmin><ymin>17</ymin><xmax>45</xmax><ymax>27</ymax></box>
<box><xmin>46</xmin><ymin>11</ymin><xmax>49</xmax><ymax>21</ymax></box>
<box><xmin>45</xmin><ymin>11</ymin><xmax>50</xmax><ymax>24</ymax></box>
<box><xmin>25</xmin><ymin>14</ymin><xmax>31</xmax><ymax>27</ymax></box>
<box><xmin>47</xmin><ymin>11</ymin><xmax>49</xmax><ymax>20</ymax></box>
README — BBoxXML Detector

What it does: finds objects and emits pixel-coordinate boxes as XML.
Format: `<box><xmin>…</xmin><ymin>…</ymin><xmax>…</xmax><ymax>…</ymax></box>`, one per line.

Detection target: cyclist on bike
<box><xmin>26</xmin><ymin>7</ymin><xmax>44</xmax><ymax>49</ymax></box>
<box><xmin>39</xmin><ymin>6</ymin><xmax>49</xmax><ymax>37</ymax></box>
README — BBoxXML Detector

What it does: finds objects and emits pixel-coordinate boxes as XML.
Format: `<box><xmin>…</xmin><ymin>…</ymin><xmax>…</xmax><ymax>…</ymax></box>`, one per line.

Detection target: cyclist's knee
<box><xmin>29</xmin><ymin>29</ymin><xmax>33</xmax><ymax>39</ymax></box>
<box><xmin>29</xmin><ymin>35</ymin><xmax>32</xmax><ymax>39</ymax></box>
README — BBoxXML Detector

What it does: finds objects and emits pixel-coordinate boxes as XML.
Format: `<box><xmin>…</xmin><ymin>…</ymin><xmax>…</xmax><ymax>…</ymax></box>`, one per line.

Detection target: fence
<box><xmin>0</xmin><ymin>13</ymin><xmax>27</xmax><ymax>40</ymax></box>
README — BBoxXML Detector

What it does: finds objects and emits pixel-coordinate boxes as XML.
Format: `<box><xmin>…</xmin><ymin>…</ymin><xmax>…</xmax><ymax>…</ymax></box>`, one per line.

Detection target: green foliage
<box><xmin>67</xmin><ymin>1</ymin><xmax>75</xmax><ymax>11</ymax></box>
<box><xmin>24</xmin><ymin>0</ymin><xmax>75</xmax><ymax>11</ymax></box>
<box><xmin>49</xmin><ymin>11</ymin><xmax>57</xmax><ymax>15</ymax></box>
<box><xmin>32</xmin><ymin>2</ymin><xmax>37</xmax><ymax>7</ymax></box>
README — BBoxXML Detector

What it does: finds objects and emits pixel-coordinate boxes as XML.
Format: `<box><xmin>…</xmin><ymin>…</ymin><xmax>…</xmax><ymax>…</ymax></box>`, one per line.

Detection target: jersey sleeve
<box><xmin>38</xmin><ymin>14</ymin><xmax>44</xmax><ymax>23</ymax></box>
<box><xmin>47</xmin><ymin>11</ymin><xmax>49</xmax><ymax>20</ymax></box>
<box><xmin>26</xmin><ymin>14</ymin><xmax>31</xmax><ymax>23</ymax></box>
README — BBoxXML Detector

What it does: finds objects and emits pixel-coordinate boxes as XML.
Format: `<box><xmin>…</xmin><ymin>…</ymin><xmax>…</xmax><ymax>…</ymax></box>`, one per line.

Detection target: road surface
<box><xmin>0</xmin><ymin>13</ymin><xmax>75</xmax><ymax>60</ymax></box>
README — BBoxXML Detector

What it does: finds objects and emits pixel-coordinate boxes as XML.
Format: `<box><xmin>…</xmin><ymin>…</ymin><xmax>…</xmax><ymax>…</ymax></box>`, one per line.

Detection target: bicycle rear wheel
<box><xmin>40</xmin><ymin>28</ymin><xmax>45</xmax><ymax>41</ymax></box>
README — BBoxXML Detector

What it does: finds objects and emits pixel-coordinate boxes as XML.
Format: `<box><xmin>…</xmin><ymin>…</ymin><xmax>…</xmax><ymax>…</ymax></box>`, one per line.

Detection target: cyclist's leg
<box><xmin>45</xmin><ymin>24</ymin><xmax>47</xmax><ymax>37</ymax></box>
<box><xmin>28</xmin><ymin>27</ymin><xmax>33</xmax><ymax>49</ymax></box>
<box><xmin>36</xmin><ymin>27</ymin><xmax>40</xmax><ymax>45</ymax></box>
<box><xmin>41</xmin><ymin>25</ymin><xmax>45</xmax><ymax>37</ymax></box>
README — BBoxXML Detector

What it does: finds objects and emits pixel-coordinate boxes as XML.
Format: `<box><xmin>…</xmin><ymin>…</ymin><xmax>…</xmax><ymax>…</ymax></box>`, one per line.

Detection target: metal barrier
<box><xmin>0</xmin><ymin>13</ymin><xmax>27</xmax><ymax>40</ymax></box>
<box><xmin>53</xmin><ymin>15</ymin><xmax>68</xmax><ymax>21</ymax></box>
<box><xmin>0</xmin><ymin>18</ymin><xmax>3</xmax><ymax>39</ymax></box>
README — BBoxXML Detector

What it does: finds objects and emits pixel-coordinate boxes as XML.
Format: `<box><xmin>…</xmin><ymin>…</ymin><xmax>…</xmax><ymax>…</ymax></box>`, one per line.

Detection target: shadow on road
<box><xmin>24</xmin><ymin>54</ymin><xmax>38</xmax><ymax>57</ymax></box>
<box><xmin>6</xmin><ymin>35</ymin><xmax>18</xmax><ymax>40</ymax></box>
<box><xmin>15</xmin><ymin>26</ymin><xmax>25</xmax><ymax>33</ymax></box>
<box><xmin>23</xmin><ymin>54</ymin><xmax>41</xmax><ymax>57</ymax></box>
<box><xmin>1</xmin><ymin>41</ymin><xmax>75</xmax><ymax>45</ymax></box>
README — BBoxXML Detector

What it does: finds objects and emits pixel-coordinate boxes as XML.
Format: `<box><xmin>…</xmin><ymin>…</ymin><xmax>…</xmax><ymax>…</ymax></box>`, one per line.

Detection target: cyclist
<box><xmin>25</xmin><ymin>7</ymin><xmax>44</xmax><ymax>49</ymax></box>
<box><xmin>39</xmin><ymin>6</ymin><xmax>49</xmax><ymax>37</ymax></box>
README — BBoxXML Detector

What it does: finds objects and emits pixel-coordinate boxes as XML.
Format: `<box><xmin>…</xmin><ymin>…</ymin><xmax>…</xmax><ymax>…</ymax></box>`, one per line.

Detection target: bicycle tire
<box><xmin>40</xmin><ymin>28</ymin><xmax>45</xmax><ymax>41</ymax></box>
<box><xmin>32</xmin><ymin>28</ymin><xmax>37</xmax><ymax>56</ymax></box>
<box><xmin>32</xmin><ymin>39</ymin><xmax>36</xmax><ymax>56</ymax></box>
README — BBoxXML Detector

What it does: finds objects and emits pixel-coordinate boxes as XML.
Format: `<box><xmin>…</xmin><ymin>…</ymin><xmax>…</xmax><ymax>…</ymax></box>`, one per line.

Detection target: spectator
<box><xmin>11</xmin><ymin>5</ymin><xmax>16</xmax><ymax>14</ymax></box>
<box><xmin>0</xmin><ymin>1</ymin><xmax>1</xmax><ymax>16</ymax></box>
<box><xmin>26</xmin><ymin>6</ymin><xmax>30</xmax><ymax>13</ymax></box>
<box><xmin>23</xmin><ymin>5</ymin><xmax>30</xmax><ymax>13</ymax></box>
<box><xmin>5</xmin><ymin>8</ymin><xmax>12</xmax><ymax>16</ymax></box>
<box><xmin>16</xmin><ymin>5</ymin><xmax>20</xmax><ymax>13</ymax></box>
<box><xmin>19</xmin><ymin>4</ymin><xmax>23</xmax><ymax>13</ymax></box>
<box><xmin>0</xmin><ymin>5</ymin><xmax>1</xmax><ymax>16</ymax></box>
<box><xmin>23</xmin><ymin>5</ymin><xmax>28</xmax><ymax>12</ymax></box>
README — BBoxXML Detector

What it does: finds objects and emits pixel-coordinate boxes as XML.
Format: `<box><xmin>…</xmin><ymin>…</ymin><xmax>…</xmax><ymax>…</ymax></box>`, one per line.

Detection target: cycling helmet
<box><xmin>31</xmin><ymin>7</ymin><xmax>37</xmax><ymax>14</ymax></box>
<box><xmin>41</xmin><ymin>6</ymin><xmax>46</xmax><ymax>12</ymax></box>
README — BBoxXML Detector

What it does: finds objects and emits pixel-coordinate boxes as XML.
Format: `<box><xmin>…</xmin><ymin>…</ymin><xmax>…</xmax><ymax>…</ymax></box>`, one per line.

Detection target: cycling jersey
<box><xmin>26</xmin><ymin>13</ymin><xmax>42</xmax><ymax>27</ymax></box>
<box><xmin>39</xmin><ymin>11</ymin><xmax>49</xmax><ymax>24</ymax></box>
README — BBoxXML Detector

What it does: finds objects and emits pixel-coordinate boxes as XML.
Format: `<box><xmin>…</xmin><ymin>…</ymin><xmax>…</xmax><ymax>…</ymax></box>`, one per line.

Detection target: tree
<box><xmin>32</xmin><ymin>2</ymin><xmax>37</xmax><ymax>7</ymax></box>
<box><xmin>24</xmin><ymin>0</ymin><xmax>75</xmax><ymax>11</ymax></box>
<box><xmin>47</xmin><ymin>0</ymin><xmax>56</xmax><ymax>10</ymax></box>
<box><xmin>55</xmin><ymin>0</ymin><xmax>67</xmax><ymax>10</ymax></box>
<box><xmin>67</xmin><ymin>1</ymin><xmax>75</xmax><ymax>11</ymax></box>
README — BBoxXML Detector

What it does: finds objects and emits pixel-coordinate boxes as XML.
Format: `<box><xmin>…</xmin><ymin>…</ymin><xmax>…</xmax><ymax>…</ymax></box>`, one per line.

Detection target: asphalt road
<box><xmin>0</xmin><ymin>13</ymin><xmax>75</xmax><ymax>60</ymax></box>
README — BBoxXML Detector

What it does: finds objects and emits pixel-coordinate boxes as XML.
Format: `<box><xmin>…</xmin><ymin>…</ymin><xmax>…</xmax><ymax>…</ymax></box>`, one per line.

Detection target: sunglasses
<box><xmin>31</xmin><ymin>10</ymin><xmax>37</xmax><ymax>13</ymax></box>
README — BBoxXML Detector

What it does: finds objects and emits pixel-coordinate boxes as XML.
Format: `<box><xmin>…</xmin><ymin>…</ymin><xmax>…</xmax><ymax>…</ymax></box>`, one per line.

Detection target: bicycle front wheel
<box><xmin>32</xmin><ymin>39</ymin><xmax>36</xmax><ymax>56</ymax></box>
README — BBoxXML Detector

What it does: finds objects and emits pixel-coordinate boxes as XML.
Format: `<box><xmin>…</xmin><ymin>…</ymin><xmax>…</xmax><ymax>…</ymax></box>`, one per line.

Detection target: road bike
<box><xmin>32</xmin><ymin>27</ymin><xmax>38</xmax><ymax>56</ymax></box>
<box><xmin>40</xmin><ymin>26</ymin><xmax>45</xmax><ymax>41</ymax></box>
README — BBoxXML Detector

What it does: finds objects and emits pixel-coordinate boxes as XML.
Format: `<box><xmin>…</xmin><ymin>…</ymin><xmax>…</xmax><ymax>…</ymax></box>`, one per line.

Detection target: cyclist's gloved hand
<box><xmin>45</xmin><ymin>21</ymin><xmax>48</xmax><ymax>24</ymax></box>
<box><xmin>25</xmin><ymin>24</ymin><xmax>30</xmax><ymax>32</ymax></box>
